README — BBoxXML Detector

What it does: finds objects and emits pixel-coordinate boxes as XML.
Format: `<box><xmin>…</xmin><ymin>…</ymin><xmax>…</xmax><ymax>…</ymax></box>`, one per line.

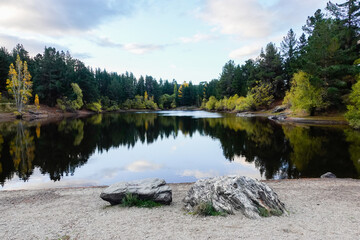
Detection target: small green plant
<box><xmin>121</xmin><ymin>193</ymin><xmax>162</xmax><ymax>208</ymax></box>
<box><xmin>57</xmin><ymin>235</ymin><xmax>70</xmax><ymax>240</ymax></box>
<box><xmin>258</xmin><ymin>207</ymin><xmax>270</xmax><ymax>217</ymax></box>
<box><xmin>269</xmin><ymin>209</ymin><xmax>283</xmax><ymax>216</ymax></box>
<box><xmin>258</xmin><ymin>207</ymin><xmax>283</xmax><ymax>217</ymax></box>
<box><xmin>85</xmin><ymin>102</ymin><xmax>102</xmax><ymax>113</ymax></box>
<box><xmin>193</xmin><ymin>202</ymin><xmax>226</xmax><ymax>216</ymax></box>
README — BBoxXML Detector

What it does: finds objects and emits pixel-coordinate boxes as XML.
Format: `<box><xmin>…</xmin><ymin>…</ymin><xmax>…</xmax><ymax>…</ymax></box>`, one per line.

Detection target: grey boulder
<box><xmin>321</xmin><ymin>172</ymin><xmax>337</xmax><ymax>178</ymax></box>
<box><xmin>183</xmin><ymin>175</ymin><xmax>287</xmax><ymax>218</ymax></box>
<box><xmin>272</xmin><ymin>106</ymin><xmax>287</xmax><ymax>113</ymax></box>
<box><xmin>100</xmin><ymin>178</ymin><xmax>172</xmax><ymax>205</ymax></box>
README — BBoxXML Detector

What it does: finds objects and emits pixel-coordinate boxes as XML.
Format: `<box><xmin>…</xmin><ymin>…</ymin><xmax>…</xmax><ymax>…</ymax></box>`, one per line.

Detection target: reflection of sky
<box><xmin>1</xmin><ymin>130</ymin><xmax>263</xmax><ymax>190</ymax></box>
<box><xmin>155</xmin><ymin>110</ymin><xmax>224</xmax><ymax>119</ymax></box>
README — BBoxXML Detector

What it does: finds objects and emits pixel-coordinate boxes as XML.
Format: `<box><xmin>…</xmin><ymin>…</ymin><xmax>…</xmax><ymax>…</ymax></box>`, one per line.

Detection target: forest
<box><xmin>0</xmin><ymin>1</ymin><xmax>359</xmax><ymax>125</ymax></box>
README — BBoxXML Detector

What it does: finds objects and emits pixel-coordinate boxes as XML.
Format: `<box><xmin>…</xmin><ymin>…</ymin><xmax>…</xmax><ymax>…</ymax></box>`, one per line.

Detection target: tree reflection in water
<box><xmin>0</xmin><ymin>112</ymin><xmax>358</xmax><ymax>186</ymax></box>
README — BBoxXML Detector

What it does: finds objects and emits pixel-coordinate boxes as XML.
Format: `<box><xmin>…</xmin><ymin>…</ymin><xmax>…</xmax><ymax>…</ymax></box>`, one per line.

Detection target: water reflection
<box><xmin>0</xmin><ymin>112</ymin><xmax>359</xmax><ymax>188</ymax></box>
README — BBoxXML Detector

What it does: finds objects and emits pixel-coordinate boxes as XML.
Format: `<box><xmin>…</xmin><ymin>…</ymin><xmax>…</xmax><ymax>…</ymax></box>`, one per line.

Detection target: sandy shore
<box><xmin>1</xmin><ymin>179</ymin><xmax>359</xmax><ymax>240</ymax></box>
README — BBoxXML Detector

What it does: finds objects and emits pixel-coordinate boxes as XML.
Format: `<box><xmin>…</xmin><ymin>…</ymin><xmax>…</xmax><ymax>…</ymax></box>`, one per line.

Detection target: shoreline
<box><xmin>0</xmin><ymin>105</ymin><xmax>349</xmax><ymax>127</ymax></box>
<box><xmin>0</xmin><ymin>177</ymin><xmax>355</xmax><ymax>192</ymax></box>
<box><xmin>1</xmin><ymin>178</ymin><xmax>359</xmax><ymax>239</ymax></box>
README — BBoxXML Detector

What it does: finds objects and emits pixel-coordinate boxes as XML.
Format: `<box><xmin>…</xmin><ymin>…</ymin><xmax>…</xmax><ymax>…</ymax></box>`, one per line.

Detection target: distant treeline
<box><xmin>0</xmin><ymin>45</ymin><xmax>207</xmax><ymax>111</ymax></box>
<box><xmin>0</xmin><ymin>0</ymin><xmax>359</xmax><ymax>115</ymax></box>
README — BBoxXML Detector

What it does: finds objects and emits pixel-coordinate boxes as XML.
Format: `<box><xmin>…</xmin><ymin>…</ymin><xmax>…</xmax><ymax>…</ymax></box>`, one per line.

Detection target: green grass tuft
<box><xmin>121</xmin><ymin>193</ymin><xmax>162</xmax><ymax>208</ymax></box>
<box><xmin>258</xmin><ymin>207</ymin><xmax>283</xmax><ymax>217</ymax></box>
<box><xmin>193</xmin><ymin>202</ymin><xmax>226</xmax><ymax>216</ymax></box>
<box><xmin>258</xmin><ymin>207</ymin><xmax>270</xmax><ymax>217</ymax></box>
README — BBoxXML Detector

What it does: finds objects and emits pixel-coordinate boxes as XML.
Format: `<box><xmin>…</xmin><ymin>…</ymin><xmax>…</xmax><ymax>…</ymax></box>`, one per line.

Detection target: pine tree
<box><xmin>281</xmin><ymin>29</ymin><xmax>298</xmax><ymax>89</ymax></box>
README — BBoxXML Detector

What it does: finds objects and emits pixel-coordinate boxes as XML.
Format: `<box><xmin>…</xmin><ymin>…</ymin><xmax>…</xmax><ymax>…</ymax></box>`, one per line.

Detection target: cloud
<box><xmin>201</xmin><ymin>0</ymin><xmax>331</xmax><ymax>39</ymax></box>
<box><xmin>201</xmin><ymin>0</ymin><xmax>272</xmax><ymax>38</ymax></box>
<box><xmin>0</xmin><ymin>0</ymin><xmax>136</xmax><ymax>35</ymax></box>
<box><xmin>91</xmin><ymin>36</ymin><xmax>123</xmax><ymax>48</ymax></box>
<box><xmin>180</xmin><ymin>33</ymin><xmax>218</xmax><ymax>43</ymax></box>
<box><xmin>229</xmin><ymin>44</ymin><xmax>262</xmax><ymax>60</ymax></box>
<box><xmin>181</xmin><ymin>170</ymin><xmax>218</xmax><ymax>179</ymax></box>
<box><xmin>91</xmin><ymin>36</ymin><xmax>166</xmax><ymax>54</ymax></box>
<box><xmin>123</xmin><ymin>43</ymin><xmax>165</xmax><ymax>54</ymax></box>
<box><xmin>0</xmin><ymin>33</ymin><xmax>68</xmax><ymax>55</ymax></box>
<box><xmin>124</xmin><ymin>160</ymin><xmax>163</xmax><ymax>172</ymax></box>
<box><xmin>72</xmin><ymin>52</ymin><xmax>92</xmax><ymax>60</ymax></box>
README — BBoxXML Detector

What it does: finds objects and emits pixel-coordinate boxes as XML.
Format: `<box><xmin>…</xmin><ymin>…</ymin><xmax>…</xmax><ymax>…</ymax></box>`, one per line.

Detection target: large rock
<box><xmin>100</xmin><ymin>178</ymin><xmax>172</xmax><ymax>205</ymax></box>
<box><xmin>183</xmin><ymin>175</ymin><xmax>287</xmax><ymax>218</ymax></box>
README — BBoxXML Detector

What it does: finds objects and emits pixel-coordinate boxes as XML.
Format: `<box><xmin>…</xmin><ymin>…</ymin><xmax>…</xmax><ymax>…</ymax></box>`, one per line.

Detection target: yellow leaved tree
<box><xmin>34</xmin><ymin>94</ymin><xmax>40</xmax><ymax>111</ymax></box>
<box><xmin>6</xmin><ymin>54</ymin><xmax>32</xmax><ymax>115</ymax></box>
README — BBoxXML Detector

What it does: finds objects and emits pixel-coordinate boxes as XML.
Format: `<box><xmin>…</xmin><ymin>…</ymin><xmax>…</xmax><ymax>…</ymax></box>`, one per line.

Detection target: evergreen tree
<box><xmin>218</xmin><ymin>60</ymin><xmax>237</xmax><ymax>97</ymax></box>
<box><xmin>281</xmin><ymin>29</ymin><xmax>298</xmax><ymax>88</ymax></box>
<box><xmin>256</xmin><ymin>43</ymin><xmax>285</xmax><ymax>98</ymax></box>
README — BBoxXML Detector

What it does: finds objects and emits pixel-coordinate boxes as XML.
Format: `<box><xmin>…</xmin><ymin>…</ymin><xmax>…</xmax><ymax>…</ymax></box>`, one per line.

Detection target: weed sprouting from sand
<box><xmin>57</xmin><ymin>235</ymin><xmax>70</xmax><ymax>240</ymax></box>
<box><xmin>193</xmin><ymin>202</ymin><xmax>226</xmax><ymax>216</ymax></box>
<box><xmin>258</xmin><ymin>207</ymin><xmax>270</xmax><ymax>217</ymax></box>
<box><xmin>269</xmin><ymin>209</ymin><xmax>283</xmax><ymax>216</ymax></box>
<box><xmin>121</xmin><ymin>193</ymin><xmax>162</xmax><ymax>208</ymax></box>
<box><xmin>258</xmin><ymin>207</ymin><xmax>283</xmax><ymax>217</ymax></box>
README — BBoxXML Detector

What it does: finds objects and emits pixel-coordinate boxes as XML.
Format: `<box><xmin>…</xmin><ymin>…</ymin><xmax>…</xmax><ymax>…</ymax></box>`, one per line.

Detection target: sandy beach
<box><xmin>1</xmin><ymin>178</ymin><xmax>359</xmax><ymax>240</ymax></box>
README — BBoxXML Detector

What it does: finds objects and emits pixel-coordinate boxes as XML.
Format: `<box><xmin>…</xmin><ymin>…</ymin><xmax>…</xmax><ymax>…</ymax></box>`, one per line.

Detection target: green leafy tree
<box><xmin>345</xmin><ymin>75</ymin><xmax>360</xmax><ymax>128</ymax></box>
<box><xmin>283</xmin><ymin>71</ymin><xmax>327</xmax><ymax>115</ymax></box>
<box><xmin>248</xmin><ymin>82</ymin><xmax>274</xmax><ymax>109</ymax></box>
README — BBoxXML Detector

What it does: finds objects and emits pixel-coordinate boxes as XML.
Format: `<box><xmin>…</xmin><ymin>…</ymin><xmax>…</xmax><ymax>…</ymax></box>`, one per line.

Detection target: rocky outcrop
<box><xmin>272</xmin><ymin>106</ymin><xmax>287</xmax><ymax>113</ymax></box>
<box><xmin>321</xmin><ymin>172</ymin><xmax>337</xmax><ymax>178</ymax></box>
<box><xmin>183</xmin><ymin>175</ymin><xmax>287</xmax><ymax>218</ymax></box>
<box><xmin>100</xmin><ymin>178</ymin><xmax>172</xmax><ymax>205</ymax></box>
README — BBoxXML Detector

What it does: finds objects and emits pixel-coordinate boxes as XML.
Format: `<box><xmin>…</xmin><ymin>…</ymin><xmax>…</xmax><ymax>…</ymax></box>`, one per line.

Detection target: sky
<box><xmin>0</xmin><ymin>0</ymin><xmax>339</xmax><ymax>84</ymax></box>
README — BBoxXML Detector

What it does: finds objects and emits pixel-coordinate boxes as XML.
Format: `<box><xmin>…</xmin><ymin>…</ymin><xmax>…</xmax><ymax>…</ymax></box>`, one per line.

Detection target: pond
<box><xmin>0</xmin><ymin>111</ymin><xmax>359</xmax><ymax>190</ymax></box>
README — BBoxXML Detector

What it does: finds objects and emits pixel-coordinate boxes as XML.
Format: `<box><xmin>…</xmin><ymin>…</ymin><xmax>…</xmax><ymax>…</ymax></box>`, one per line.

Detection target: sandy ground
<box><xmin>1</xmin><ymin>179</ymin><xmax>359</xmax><ymax>240</ymax></box>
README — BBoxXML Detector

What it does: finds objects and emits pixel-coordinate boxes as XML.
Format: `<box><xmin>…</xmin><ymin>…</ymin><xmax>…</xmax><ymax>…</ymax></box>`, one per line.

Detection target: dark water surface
<box><xmin>0</xmin><ymin>111</ymin><xmax>359</xmax><ymax>190</ymax></box>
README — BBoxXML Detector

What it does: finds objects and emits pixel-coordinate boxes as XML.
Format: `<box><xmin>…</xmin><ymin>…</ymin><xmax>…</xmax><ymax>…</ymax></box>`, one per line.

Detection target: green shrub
<box><xmin>250</xmin><ymin>82</ymin><xmax>274</xmax><ymax>109</ymax></box>
<box><xmin>56</xmin><ymin>83</ymin><xmax>84</xmax><ymax>112</ymax></box>
<box><xmin>205</xmin><ymin>96</ymin><xmax>217</xmax><ymax>110</ymax></box>
<box><xmin>106</xmin><ymin>105</ymin><xmax>119</xmax><ymax>111</ymax></box>
<box><xmin>193</xmin><ymin>202</ymin><xmax>226</xmax><ymax>216</ymax></box>
<box><xmin>122</xmin><ymin>99</ymin><xmax>133</xmax><ymax>110</ymax></box>
<box><xmin>121</xmin><ymin>193</ymin><xmax>162</xmax><ymax>208</ymax></box>
<box><xmin>145</xmin><ymin>99</ymin><xmax>158</xmax><ymax>110</ymax></box>
<box><xmin>86</xmin><ymin>102</ymin><xmax>102</xmax><ymax>113</ymax></box>
<box><xmin>345</xmin><ymin>76</ymin><xmax>360</xmax><ymax>128</ymax></box>
<box><xmin>283</xmin><ymin>71</ymin><xmax>327</xmax><ymax>115</ymax></box>
<box><xmin>235</xmin><ymin>95</ymin><xmax>253</xmax><ymax>111</ymax></box>
<box><xmin>56</xmin><ymin>99</ymin><xmax>67</xmax><ymax>111</ymax></box>
<box><xmin>258</xmin><ymin>207</ymin><xmax>283</xmax><ymax>217</ymax></box>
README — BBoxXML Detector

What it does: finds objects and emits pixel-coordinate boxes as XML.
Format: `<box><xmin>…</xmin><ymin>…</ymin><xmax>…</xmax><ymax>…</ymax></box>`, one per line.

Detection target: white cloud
<box><xmin>182</xmin><ymin>169</ymin><xmax>218</xmax><ymax>179</ymax></box>
<box><xmin>201</xmin><ymin>0</ymin><xmax>332</xmax><ymax>40</ymax></box>
<box><xmin>180</xmin><ymin>33</ymin><xmax>217</xmax><ymax>43</ymax></box>
<box><xmin>123</xmin><ymin>43</ymin><xmax>164</xmax><ymax>54</ymax></box>
<box><xmin>201</xmin><ymin>0</ymin><xmax>272</xmax><ymax>38</ymax></box>
<box><xmin>124</xmin><ymin>160</ymin><xmax>162</xmax><ymax>172</ymax></box>
<box><xmin>229</xmin><ymin>44</ymin><xmax>262</xmax><ymax>59</ymax></box>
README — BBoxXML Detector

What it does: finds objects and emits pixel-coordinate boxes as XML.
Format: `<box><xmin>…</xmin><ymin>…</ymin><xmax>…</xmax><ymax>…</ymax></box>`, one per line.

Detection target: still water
<box><xmin>0</xmin><ymin>111</ymin><xmax>359</xmax><ymax>190</ymax></box>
